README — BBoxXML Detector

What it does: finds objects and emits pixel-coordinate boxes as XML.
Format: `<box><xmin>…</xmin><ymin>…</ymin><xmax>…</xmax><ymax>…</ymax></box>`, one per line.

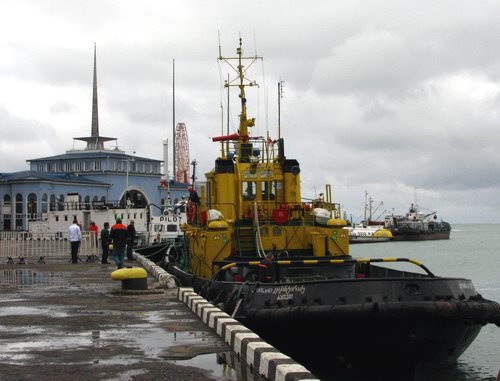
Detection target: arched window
<box><xmin>100</xmin><ymin>196</ymin><xmax>106</xmax><ymax>203</ymax></box>
<box><xmin>41</xmin><ymin>193</ymin><xmax>48</xmax><ymax>213</ymax></box>
<box><xmin>58</xmin><ymin>194</ymin><xmax>64</xmax><ymax>211</ymax></box>
<box><xmin>15</xmin><ymin>193</ymin><xmax>23</xmax><ymax>229</ymax></box>
<box><xmin>27</xmin><ymin>193</ymin><xmax>37</xmax><ymax>221</ymax></box>
<box><xmin>3</xmin><ymin>194</ymin><xmax>11</xmax><ymax>230</ymax></box>
<box><xmin>15</xmin><ymin>194</ymin><xmax>23</xmax><ymax>214</ymax></box>
<box><xmin>50</xmin><ymin>194</ymin><xmax>56</xmax><ymax>211</ymax></box>
<box><xmin>84</xmin><ymin>195</ymin><xmax>90</xmax><ymax>210</ymax></box>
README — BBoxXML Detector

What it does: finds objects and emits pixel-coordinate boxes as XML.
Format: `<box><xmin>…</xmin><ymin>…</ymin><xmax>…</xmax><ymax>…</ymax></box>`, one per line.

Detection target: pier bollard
<box><xmin>111</xmin><ymin>267</ymin><xmax>148</xmax><ymax>290</ymax></box>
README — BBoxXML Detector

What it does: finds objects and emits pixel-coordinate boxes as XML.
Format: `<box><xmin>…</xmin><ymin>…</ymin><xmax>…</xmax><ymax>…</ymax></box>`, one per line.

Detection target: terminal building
<box><xmin>0</xmin><ymin>46</ymin><xmax>187</xmax><ymax>231</ymax></box>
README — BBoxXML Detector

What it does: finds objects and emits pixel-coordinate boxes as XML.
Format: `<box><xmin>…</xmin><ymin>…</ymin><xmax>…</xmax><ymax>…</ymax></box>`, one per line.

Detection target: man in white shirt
<box><xmin>68</xmin><ymin>217</ymin><xmax>82</xmax><ymax>264</ymax></box>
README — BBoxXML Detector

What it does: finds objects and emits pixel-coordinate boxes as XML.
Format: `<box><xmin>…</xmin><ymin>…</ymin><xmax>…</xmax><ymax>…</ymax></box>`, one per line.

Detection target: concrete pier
<box><xmin>0</xmin><ymin>255</ymin><xmax>318</xmax><ymax>380</ymax></box>
<box><xmin>0</xmin><ymin>257</ymin><xmax>239</xmax><ymax>380</ymax></box>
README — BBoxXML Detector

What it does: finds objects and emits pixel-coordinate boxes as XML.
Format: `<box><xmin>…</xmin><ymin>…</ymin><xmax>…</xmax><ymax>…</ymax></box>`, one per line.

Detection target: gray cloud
<box><xmin>1</xmin><ymin>0</ymin><xmax>500</xmax><ymax>223</ymax></box>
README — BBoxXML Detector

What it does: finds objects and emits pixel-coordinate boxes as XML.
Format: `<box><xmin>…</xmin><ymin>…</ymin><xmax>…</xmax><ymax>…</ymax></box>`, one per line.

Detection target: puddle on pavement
<box><xmin>173</xmin><ymin>352</ymin><xmax>265</xmax><ymax>381</ymax></box>
<box><xmin>0</xmin><ymin>325</ymin><xmax>259</xmax><ymax>380</ymax></box>
<box><xmin>96</xmin><ymin>327</ymin><xmax>223</xmax><ymax>357</ymax></box>
<box><xmin>1</xmin><ymin>327</ymin><xmax>223</xmax><ymax>361</ymax></box>
<box><xmin>0</xmin><ymin>325</ymin><xmax>45</xmax><ymax>335</ymax></box>
<box><xmin>131</xmin><ymin>309</ymin><xmax>197</xmax><ymax>324</ymax></box>
<box><xmin>0</xmin><ymin>306</ymin><xmax>68</xmax><ymax>317</ymax></box>
<box><xmin>0</xmin><ymin>269</ymin><xmax>66</xmax><ymax>287</ymax></box>
<box><xmin>173</xmin><ymin>352</ymin><xmax>239</xmax><ymax>380</ymax></box>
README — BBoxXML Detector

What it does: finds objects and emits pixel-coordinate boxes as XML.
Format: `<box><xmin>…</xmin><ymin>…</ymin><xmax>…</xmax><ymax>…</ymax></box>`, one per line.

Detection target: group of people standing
<box><xmin>67</xmin><ymin>218</ymin><xmax>137</xmax><ymax>269</ymax></box>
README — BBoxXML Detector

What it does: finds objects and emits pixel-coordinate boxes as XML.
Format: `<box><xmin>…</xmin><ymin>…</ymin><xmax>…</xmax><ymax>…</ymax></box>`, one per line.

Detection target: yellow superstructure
<box><xmin>182</xmin><ymin>38</ymin><xmax>349</xmax><ymax>278</ymax></box>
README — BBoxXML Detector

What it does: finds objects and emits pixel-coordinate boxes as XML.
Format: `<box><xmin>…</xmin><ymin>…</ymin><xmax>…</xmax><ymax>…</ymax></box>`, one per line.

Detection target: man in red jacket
<box><xmin>88</xmin><ymin>221</ymin><xmax>99</xmax><ymax>260</ymax></box>
<box><xmin>110</xmin><ymin>218</ymin><xmax>128</xmax><ymax>269</ymax></box>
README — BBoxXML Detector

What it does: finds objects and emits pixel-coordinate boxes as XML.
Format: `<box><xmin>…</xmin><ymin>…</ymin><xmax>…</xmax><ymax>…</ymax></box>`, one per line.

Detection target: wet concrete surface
<box><xmin>0</xmin><ymin>257</ymin><xmax>245</xmax><ymax>380</ymax></box>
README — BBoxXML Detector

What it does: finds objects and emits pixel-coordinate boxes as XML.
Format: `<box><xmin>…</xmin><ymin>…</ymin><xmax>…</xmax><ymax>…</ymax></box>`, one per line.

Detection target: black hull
<box><xmin>134</xmin><ymin>242</ymin><xmax>170</xmax><ymax>264</ymax></box>
<box><xmin>166</xmin><ymin>262</ymin><xmax>500</xmax><ymax>379</ymax></box>
<box><xmin>251</xmin><ymin>316</ymin><xmax>482</xmax><ymax>380</ymax></box>
<box><xmin>390</xmin><ymin>231</ymin><xmax>451</xmax><ymax>241</ymax></box>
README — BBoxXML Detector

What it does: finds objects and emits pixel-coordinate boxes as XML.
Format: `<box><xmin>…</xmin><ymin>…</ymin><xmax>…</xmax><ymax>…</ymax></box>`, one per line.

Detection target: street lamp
<box><xmin>122</xmin><ymin>155</ymin><xmax>135</xmax><ymax>208</ymax></box>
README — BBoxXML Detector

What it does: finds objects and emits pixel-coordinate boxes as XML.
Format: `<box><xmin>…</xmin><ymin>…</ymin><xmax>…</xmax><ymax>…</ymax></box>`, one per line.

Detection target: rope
<box><xmin>231</xmin><ymin>298</ymin><xmax>243</xmax><ymax>318</ymax></box>
<box><xmin>253</xmin><ymin>202</ymin><xmax>266</xmax><ymax>258</ymax></box>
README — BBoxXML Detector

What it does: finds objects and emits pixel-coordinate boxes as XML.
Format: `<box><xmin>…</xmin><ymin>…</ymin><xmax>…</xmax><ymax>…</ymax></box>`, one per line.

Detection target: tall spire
<box><xmin>91</xmin><ymin>42</ymin><xmax>99</xmax><ymax>139</ymax></box>
<box><xmin>74</xmin><ymin>43</ymin><xmax>117</xmax><ymax>151</ymax></box>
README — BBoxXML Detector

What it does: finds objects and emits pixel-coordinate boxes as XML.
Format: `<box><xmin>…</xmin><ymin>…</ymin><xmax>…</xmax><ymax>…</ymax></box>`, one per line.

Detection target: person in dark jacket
<box><xmin>126</xmin><ymin>220</ymin><xmax>136</xmax><ymax>260</ymax></box>
<box><xmin>257</xmin><ymin>252</ymin><xmax>275</xmax><ymax>282</ymax></box>
<box><xmin>110</xmin><ymin>218</ymin><xmax>128</xmax><ymax>269</ymax></box>
<box><xmin>100</xmin><ymin>222</ymin><xmax>111</xmax><ymax>264</ymax></box>
<box><xmin>187</xmin><ymin>186</ymin><xmax>200</xmax><ymax>223</ymax></box>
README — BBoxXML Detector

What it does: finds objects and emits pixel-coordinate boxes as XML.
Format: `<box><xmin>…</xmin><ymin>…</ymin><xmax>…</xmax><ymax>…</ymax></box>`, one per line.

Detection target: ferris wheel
<box><xmin>174</xmin><ymin>122</ymin><xmax>190</xmax><ymax>183</ymax></box>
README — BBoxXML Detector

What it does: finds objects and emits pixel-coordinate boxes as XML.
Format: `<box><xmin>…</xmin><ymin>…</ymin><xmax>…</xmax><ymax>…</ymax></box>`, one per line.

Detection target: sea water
<box><xmin>348</xmin><ymin>223</ymin><xmax>500</xmax><ymax>380</ymax></box>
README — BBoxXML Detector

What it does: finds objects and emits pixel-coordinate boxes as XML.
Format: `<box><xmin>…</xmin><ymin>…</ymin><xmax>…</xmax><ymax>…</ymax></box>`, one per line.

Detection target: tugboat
<box><xmin>384</xmin><ymin>203</ymin><xmax>451</xmax><ymax>241</ymax></box>
<box><xmin>156</xmin><ymin>38</ymin><xmax>500</xmax><ymax>378</ymax></box>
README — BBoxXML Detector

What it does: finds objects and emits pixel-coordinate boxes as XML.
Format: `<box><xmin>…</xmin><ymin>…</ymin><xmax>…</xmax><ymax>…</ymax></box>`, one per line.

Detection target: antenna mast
<box><xmin>278</xmin><ymin>79</ymin><xmax>284</xmax><ymax>139</ymax></box>
<box><xmin>172</xmin><ymin>59</ymin><xmax>176</xmax><ymax>182</ymax></box>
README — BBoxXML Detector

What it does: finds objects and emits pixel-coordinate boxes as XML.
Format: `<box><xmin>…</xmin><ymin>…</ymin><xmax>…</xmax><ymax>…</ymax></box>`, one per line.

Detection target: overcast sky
<box><xmin>1</xmin><ymin>0</ymin><xmax>500</xmax><ymax>223</ymax></box>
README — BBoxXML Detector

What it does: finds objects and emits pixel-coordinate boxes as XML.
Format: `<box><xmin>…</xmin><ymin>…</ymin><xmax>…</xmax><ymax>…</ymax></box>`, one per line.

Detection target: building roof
<box><xmin>27</xmin><ymin>150</ymin><xmax>161</xmax><ymax>163</ymax></box>
<box><xmin>0</xmin><ymin>171</ymin><xmax>109</xmax><ymax>185</ymax></box>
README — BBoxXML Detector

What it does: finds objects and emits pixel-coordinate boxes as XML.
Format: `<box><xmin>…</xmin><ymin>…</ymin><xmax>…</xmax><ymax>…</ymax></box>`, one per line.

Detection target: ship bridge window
<box><xmin>262</xmin><ymin>181</ymin><xmax>276</xmax><ymax>201</ymax></box>
<box><xmin>260</xmin><ymin>170</ymin><xmax>274</xmax><ymax>179</ymax></box>
<box><xmin>243</xmin><ymin>170</ymin><xmax>258</xmax><ymax>179</ymax></box>
<box><xmin>243</xmin><ymin>182</ymin><xmax>256</xmax><ymax>200</ymax></box>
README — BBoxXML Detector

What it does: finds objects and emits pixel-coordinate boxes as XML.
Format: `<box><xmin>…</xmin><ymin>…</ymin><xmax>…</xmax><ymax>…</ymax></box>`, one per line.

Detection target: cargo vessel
<box><xmin>385</xmin><ymin>204</ymin><xmax>451</xmax><ymax>241</ymax></box>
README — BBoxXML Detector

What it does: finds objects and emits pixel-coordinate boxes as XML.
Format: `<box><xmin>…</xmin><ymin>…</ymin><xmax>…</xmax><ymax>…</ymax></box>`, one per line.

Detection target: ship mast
<box><xmin>237</xmin><ymin>40</ymin><xmax>249</xmax><ymax>141</ymax></box>
<box><xmin>217</xmin><ymin>37</ymin><xmax>262</xmax><ymax>159</ymax></box>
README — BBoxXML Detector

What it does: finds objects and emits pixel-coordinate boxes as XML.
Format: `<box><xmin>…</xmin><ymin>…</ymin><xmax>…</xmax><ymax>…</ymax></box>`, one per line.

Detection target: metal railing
<box><xmin>0</xmin><ymin>231</ymin><xmax>96</xmax><ymax>264</ymax></box>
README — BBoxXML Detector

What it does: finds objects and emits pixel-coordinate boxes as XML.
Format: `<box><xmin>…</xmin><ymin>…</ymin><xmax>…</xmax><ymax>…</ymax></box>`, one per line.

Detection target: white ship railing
<box><xmin>0</xmin><ymin>231</ymin><xmax>96</xmax><ymax>264</ymax></box>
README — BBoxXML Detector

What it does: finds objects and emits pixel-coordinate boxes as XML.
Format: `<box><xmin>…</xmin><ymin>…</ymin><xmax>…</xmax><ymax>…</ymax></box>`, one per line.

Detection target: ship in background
<box><xmin>384</xmin><ymin>203</ymin><xmax>451</xmax><ymax>241</ymax></box>
<box><xmin>345</xmin><ymin>191</ymin><xmax>392</xmax><ymax>243</ymax></box>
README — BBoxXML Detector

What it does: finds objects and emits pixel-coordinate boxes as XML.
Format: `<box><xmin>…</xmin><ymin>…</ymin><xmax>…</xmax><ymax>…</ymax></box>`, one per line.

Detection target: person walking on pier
<box><xmin>100</xmin><ymin>222</ymin><xmax>111</xmax><ymax>264</ymax></box>
<box><xmin>68</xmin><ymin>217</ymin><xmax>82</xmax><ymax>264</ymax></box>
<box><xmin>126</xmin><ymin>220</ymin><xmax>136</xmax><ymax>261</ymax></box>
<box><xmin>110</xmin><ymin>218</ymin><xmax>128</xmax><ymax>269</ymax></box>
